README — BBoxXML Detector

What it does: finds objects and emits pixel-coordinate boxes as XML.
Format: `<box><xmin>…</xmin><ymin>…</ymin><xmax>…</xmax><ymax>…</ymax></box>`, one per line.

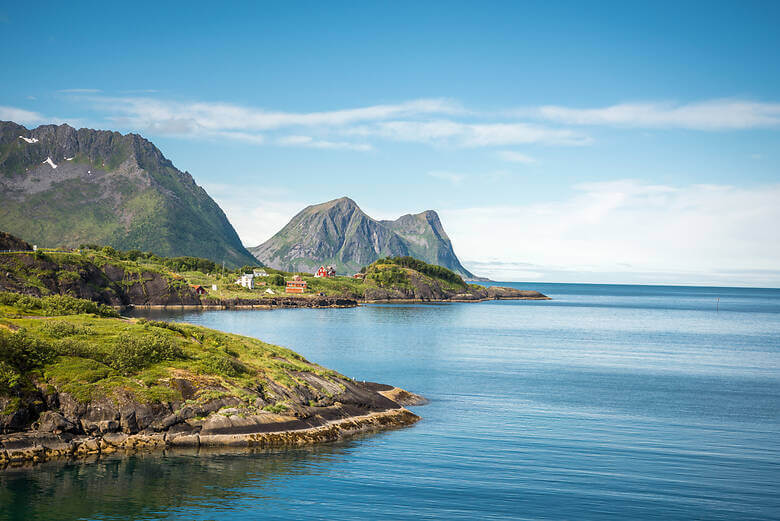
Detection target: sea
<box><xmin>1</xmin><ymin>283</ymin><xmax>779</xmax><ymax>520</ymax></box>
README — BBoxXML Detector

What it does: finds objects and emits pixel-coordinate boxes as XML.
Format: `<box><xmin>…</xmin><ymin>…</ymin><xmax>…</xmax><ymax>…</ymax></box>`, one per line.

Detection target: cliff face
<box><xmin>0</xmin><ymin>121</ymin><xmax>257</xmax><ymax>268</ymax></box>
<box><xmin>249</xmin><ymin>197</ymin><xmax>474</xmax><ymax>277</ymax></box>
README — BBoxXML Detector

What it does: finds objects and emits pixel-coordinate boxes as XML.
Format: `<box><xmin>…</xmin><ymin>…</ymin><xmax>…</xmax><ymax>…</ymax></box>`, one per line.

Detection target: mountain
<box><xmin>0</xmin><ymin>121</ymin><xmax>257</xmax><ymax>267</ymax></box>
<box><xmin>249</xmin><ymin>197</ymin><xmax>475</xmax><ymax>277</ymax></box>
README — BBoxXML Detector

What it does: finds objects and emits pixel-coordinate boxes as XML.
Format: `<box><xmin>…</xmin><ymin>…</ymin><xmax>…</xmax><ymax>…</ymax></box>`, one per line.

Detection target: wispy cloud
<box><xmin>58</xmin><ymin>88</ymin><xmax>102</xmax><ymax>94</ymax></box>
<box><xmin>22</xmin><ymin>94</ymin><xmax>780</xmax><ymax>151</ymax></box>
<box><xmin>347</xmin><ymin>120</ymin><xmax>590</xmax><ymax>147</ymax></box>
<box><xmin>535</xmin><ymin>99</ymin><xmax>780</xmax><ymax>130</ymax></box>
<box><xmin>276</xmin><ymin>135</ymin><xmax>372</xmax><ymax>151</ymax></box>
<box><xmin>497</xmin><ymin>150</ymin><xmax>537</xmax><ymax>163</ymax></box>
<box><xmin>93</xmin><ymin>96</ymin><xmax>462</xmax><ymax>132</ymax></box>
<box><xmin>0</xmin><ymin>106</ymin><xmax>46</xmax><ymax>125</ymax></box>
<box><xmin>442</xmin><ymin>180</ymin><xmax>780</xmax><ymax>286</ymax></box>
<box><xmin>427</xmin><ymin>170</ymin><xmax>466</xmax><ymax>185</ymax></box>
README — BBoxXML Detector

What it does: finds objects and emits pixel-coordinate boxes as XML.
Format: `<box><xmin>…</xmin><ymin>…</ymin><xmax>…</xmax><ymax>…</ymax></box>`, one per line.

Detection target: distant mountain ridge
<box><xmin>249</xmin><ymin>197</ymin><xmax>474</xmax><ymax>277</ymax></box>
<box><xmin>0</xmin><ymin>121</ymin><xmax>257</xmax><ymax>267</ymax></box>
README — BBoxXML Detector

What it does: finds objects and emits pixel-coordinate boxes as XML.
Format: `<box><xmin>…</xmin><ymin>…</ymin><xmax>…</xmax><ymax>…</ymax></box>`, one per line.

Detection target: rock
<box><xmin>37</xmin><ymin>411</ymin><xmax>77</xmax><ymax>434</ymax></box>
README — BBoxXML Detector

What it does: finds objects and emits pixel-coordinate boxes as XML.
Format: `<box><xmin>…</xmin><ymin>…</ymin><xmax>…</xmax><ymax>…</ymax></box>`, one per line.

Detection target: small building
<box><xmin>314</xmin><ymin>265</ymin><xmax>337</xmax><ymax>278</ymax></box>
<box><xmin>235</xmin><ymin>273</ymin><xmax>255</xmax><ymax>289</ymax></box>
<box><xmin>253</xmin><ymin>269</ymin><xmax>268</xmax><ymax>277</ymax></box>
<box><xmin>211</xmin><ymin>284</ymin><xmax>218</xmax><ymax>291</ymax></box>
<box><xmin>286</xmin><ymin>279</ymin><xmax>307</xmax><ymax>294</ymax></box>
<box><xmin>353</xmin><ymin>273</ymin><xmax>365</xmax><ymax>280</ymax></box>
<box><xmin>191</xmin><ymin>284</ymin><xmax>207</xmax><ymax>295</ymax></box>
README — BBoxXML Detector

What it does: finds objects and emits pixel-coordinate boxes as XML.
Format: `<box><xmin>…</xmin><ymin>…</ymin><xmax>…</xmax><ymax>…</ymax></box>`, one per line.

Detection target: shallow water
<box><xmin>2</xmin><ymin>283</ymin><xmax>779</xmax><ymax>520</ymax></box>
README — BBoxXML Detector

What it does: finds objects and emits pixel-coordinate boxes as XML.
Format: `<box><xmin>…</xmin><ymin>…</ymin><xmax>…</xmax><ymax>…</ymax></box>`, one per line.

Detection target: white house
<box><xmin>253</xmin><ymin>269</ymin><xmax>268</xmax><ymax>277</ymax></box>
<box><xmin>235</xmin><ymin>273</ymin><xmax>255</xmax><ymax>289</ymax></box>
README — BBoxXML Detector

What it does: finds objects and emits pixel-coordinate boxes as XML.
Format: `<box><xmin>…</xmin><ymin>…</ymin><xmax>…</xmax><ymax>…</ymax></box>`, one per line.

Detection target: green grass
<box><xmin>0</xmin><ymin>294</ymin><xmax>348</xmax><ymax>411</ymax></box>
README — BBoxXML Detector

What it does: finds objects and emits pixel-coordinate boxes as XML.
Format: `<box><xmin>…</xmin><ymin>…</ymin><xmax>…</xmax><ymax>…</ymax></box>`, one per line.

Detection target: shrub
<box><xmin>0</xmin><ymin>329</ymin><xmax>56</xmax><ymax>373</ymax></box>
<box><xmin>0</xmin><ymin>292</ymin><xmax>119</xmax><ymax>317</ymax></box>
<box><xmin>109</xmin><ymin>332</ymin><xmax>184</xmax><ymax>375</ymax></box>
<box><xmin>385</xmin><ymin>256</ymin><xmax>465</xmax><ymax>286</ymax></box>
<box><xmin>366</xmin><ymin>266</ymin><xmax>408</xmax><ymax>287</ymax></box>
<box><xmin>41</xmin><ymin>320</ymin><xmax>95</xmax><ymax>338</ymax></box>
<box><xmin>51</xmin><ymin>338</ymin><xmax>106</xmax><ymax>362</ymax></box>
<box><xmin>199</xmin><ymin>353</ymin><xmax>246</xmax><ymax>377</ymax></box>
<box><xmin>0</xmin><ymin>361</ymin><xmax>21</xmax><ymax>394</ymax></box>
<box><xmin>268</xmin><ymin>274</ymin><xmax>285</xmax><ymax>286</ymax></box>
<box><xmin>140</xmin><ymin>319</ymin><xmax>189</xmax><ymax>337</ymax></box>
<box><xmin>263</xmin><ymin>403</ymin><xmax>288</xmax><ymax>414</ymax></box>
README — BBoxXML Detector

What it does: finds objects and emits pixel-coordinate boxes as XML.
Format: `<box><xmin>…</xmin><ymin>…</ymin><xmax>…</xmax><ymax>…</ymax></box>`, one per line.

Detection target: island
<box><xmin>0</xmin><ymin>292</ymin><xmax>423</xmax><ymax>467</ymax></box>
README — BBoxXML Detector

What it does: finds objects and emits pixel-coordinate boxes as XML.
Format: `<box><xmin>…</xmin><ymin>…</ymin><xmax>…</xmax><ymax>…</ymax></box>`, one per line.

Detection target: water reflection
<box><xmin>0</xmin><ymin>440</ymin><xmax>365</xmax><ymax>521</ymax></box>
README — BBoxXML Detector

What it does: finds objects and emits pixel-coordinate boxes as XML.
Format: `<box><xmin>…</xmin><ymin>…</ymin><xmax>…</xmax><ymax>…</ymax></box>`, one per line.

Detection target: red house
<box><xmin>286</xmin><ymin>276</ymin><xmax>307</xmax><ymax>293</ymax></box>
<box><xmin>314</xmin><ymin>265</ymin><xmax>337</xmax><ymax>278</ymax></box>
<box><xmin>191</xmin><ymin>285</ymin><xmax>207</xmax><ymax>295</ymax></box>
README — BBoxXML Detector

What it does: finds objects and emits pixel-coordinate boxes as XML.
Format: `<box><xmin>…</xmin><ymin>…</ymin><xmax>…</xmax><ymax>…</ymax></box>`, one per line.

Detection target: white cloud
<box><xmin>441</xmin><ymin>180</ymin><xmax>780</xmax><ymax>286</ymax></box>
<box><xmin>92</xmin><ymin>96</ymin><xmax>461</xmax><ymax>133</ymax></box>
<box><xmin>202</xmin><ymin>183</ymin><xmax>306</xmax><ymax>247</ymax></box>
<box><xmin>347</xmin><ymin>120</ymin><xmax>590</xmax><ymax>147</ymax></box>
<box><xmin>0</xmin><ymin>106</ymin><xmax>46</xmax><ymax>125</ymax></box>
<box><xmin>536</xmin><ymin>99</ymin><xmax>780</xmax><ymax>130</ymax></box>
<box><xmin>497</xmin><ymin>150</ymin><xmax>537</xmax><ymax>163</ymax></box>
<box><xmin>427</xmin><ymin>171</ymin><xmax>466</xmax><ymax>185</ymax></box>
<box><xmin>58</xmin><ymin>88</ymin><xmax>102</xmax><ymax>93</ymax></box>
<box><xmin>276</xmin><ymin>135</ymin><xmax>372</xmax><ymax>151</ymax></box>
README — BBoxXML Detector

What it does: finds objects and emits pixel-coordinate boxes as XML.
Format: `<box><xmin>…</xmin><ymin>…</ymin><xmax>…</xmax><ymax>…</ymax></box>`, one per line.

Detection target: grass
<box><xmin>0</xmin><ymin>293</ymin><xmax>348</xmax><ymax>413</ymax></box>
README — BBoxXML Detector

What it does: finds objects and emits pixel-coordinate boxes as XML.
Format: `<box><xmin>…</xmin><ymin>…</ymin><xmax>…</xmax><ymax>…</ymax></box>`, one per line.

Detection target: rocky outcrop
<box><xmin>0</xmin><ymin>252</ymin><xmax>201</xmax><ymax>306</ymax></box>
<box><xmin>0</xmin><ymin>380</ymin><xmax>423</xmax><ymax>467</ymax></box>
<box><xmin>0</xmin><ymin>231</ymin><xmax>32</xmax><ymax>251</ymax></box>
<box><xmin>363</xmin><ymin>270</ymin><xmax>549</xmax><ymax>302</ymax></box>
<box><xmin>0</xmin><ymin>408</ymin><xmax>419</xmax><ymax>467</ymax></box>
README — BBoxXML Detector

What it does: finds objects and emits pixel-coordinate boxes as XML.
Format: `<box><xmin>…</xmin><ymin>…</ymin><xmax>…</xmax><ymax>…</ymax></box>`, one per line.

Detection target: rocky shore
<box><xmin>0</xmin><ymin>383</ymin><xmax>424</xmax><ymax>468</ymax></box>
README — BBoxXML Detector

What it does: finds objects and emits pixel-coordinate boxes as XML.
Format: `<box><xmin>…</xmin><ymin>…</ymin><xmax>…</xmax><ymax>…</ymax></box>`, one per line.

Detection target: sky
<box><xmin>1</xmin><ymin>1</ymin><xmax>779</xmax><ymax>286</ymax></box>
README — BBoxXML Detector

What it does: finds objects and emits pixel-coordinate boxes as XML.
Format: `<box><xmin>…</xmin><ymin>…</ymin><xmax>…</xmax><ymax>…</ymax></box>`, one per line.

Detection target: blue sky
<box><xmin>2</xmin><ymin>1</ymin><xmax>779</xmax><ymax>285</ymax></box>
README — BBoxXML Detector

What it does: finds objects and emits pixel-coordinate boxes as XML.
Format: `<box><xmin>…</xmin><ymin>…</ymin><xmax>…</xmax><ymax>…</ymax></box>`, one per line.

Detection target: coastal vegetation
<box><xmin>0</xmin><ymin>237</ymin><xmax>547</xmax><ymax>306</ymax></box>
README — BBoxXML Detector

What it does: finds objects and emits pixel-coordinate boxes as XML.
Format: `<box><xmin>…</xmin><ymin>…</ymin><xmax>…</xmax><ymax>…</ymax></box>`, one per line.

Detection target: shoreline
<box><xmin>122</xmin><ymin>294</ymin><xmax>551</xmax><ymax>311</ymax></box>
<box><xmin>0</xmin><ymin>407</ymin><xmax>420</xmax><ymax>469</ymax></box>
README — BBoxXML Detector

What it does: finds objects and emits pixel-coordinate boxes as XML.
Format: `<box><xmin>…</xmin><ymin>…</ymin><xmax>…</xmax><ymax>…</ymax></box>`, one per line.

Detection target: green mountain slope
<box><xmin>0</xmin><ymin>121</ymin><xmax>257</xmax><ymax>268</ymax></box>
<box><xmin>248</xmin><ymin>197</ymin><xmax>474</xmax><ymax>277</ymax></box>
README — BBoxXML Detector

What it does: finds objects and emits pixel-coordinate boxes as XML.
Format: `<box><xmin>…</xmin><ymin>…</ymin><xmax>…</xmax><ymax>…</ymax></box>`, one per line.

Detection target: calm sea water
<box><xmin>2</xmin><ymin>283</ymin><xmax>779</xmax><ymax>520</ymax></box>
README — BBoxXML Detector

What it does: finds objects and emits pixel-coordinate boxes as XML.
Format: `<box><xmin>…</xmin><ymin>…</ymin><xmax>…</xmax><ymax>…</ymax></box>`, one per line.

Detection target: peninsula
<box><xmin>0</xmin><ymin>235</ymin><xmax>549</xmax><ymax>309</ymax></box>
<box><xmin>0</xmin><ymin>292</ymin><xmax>423</xmax><ymax>467</ymax></box>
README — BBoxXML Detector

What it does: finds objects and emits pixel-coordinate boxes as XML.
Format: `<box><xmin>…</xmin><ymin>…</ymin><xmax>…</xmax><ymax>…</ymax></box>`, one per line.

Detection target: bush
<box><xmin>109</xmin><ymin>332</ymin><xmax>184</xmax><ymax>375</ymax></box>
<box><xmin>366</xmin><ymin>266</ymin><xmax>408</xmax><ymax>287</ymax></box>
<box><xmin>139</xmin><ymin>319</ymin><xmax>189</xmax><ymax>337</ymax></box>
<box><xmin>52</xmin><ymin>337</ymin><xmax>104</xmax><ymax>360</ymax></box>
<box><xmin>41</xmin><ymin>320</ymin><xmax>95</xmax><ymax>338</ymax></box>
<box><xmin>199</xmin><ymin>353</ymin><xmax>246</xmax><ymax>377</ymax></box>
<box><xmin>384</xmin><ymin>256</ymin><xmax>465</xmax><ymax>286</ymax></box>
<box><xmin>0</xmin><ymin>329</ymin><xmax>56</xmax><ymax>373</ymax></box>
<box><xmin>268</xmin><ymin>274</ymin><xmax>285</xmax><ymax>286</ymax></box>
<box><xmin>0</xmin><ymin>292</ymin><xmax>119</xmax><ymax>318</ymax></box>
<box><xmin>0</xmin><ymin>361</ymin><xmax>21</xmax><ymax>394</ymax></box>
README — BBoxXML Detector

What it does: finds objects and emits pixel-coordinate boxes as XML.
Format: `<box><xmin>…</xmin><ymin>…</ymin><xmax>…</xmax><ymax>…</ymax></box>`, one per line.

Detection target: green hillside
<box><xmin>0</xmin><ymin>121</ymin><xmax>257</xmax><ymax>268</ymax></box>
